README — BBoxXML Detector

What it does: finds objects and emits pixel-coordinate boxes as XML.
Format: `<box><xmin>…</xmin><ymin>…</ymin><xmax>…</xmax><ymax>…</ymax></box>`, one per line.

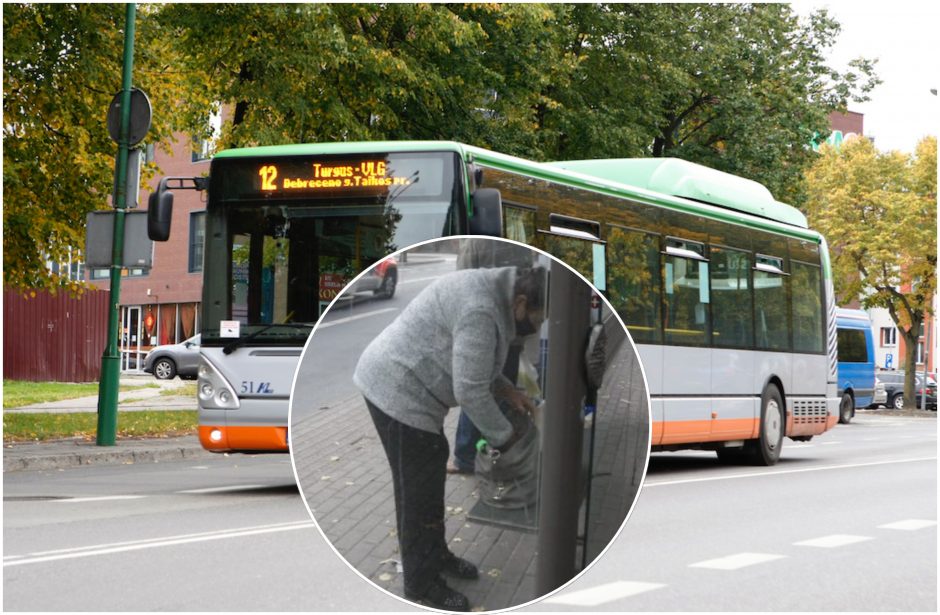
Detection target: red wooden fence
<box><xmin>3</xmin><ymin>288</ymin><xmax>111</xmax><ymax>382</ymax></box>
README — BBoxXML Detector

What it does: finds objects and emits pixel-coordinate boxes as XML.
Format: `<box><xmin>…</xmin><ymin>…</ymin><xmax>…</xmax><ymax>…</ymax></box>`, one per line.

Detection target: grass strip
<box><xmin>3</xmin><ymin>380</ymin><xmax>159</xmax><ymax>409</ymax></box>
<box><xmin>3</xmin><ymin>410</ymin><xmax>198</xmax><ymax>442</ymax></box>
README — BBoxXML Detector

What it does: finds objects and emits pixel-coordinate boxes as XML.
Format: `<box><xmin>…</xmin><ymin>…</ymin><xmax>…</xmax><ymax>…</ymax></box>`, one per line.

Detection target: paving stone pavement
<box><xmin>290</xmin><ymin>339</ymin><xmax>649</xmax><ymax>611</ymax></box>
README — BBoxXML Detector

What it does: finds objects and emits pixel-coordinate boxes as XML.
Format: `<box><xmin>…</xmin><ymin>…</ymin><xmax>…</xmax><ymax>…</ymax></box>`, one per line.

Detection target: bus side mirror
<box><xmin>147</xmin><ymin>181</ymin><xmax>173</xmax><ymax>241</ymax></box>
<box><xmin>469</xmin><ymin>188</ymin><xmax>503</xmax><ymax>237</ymax></box>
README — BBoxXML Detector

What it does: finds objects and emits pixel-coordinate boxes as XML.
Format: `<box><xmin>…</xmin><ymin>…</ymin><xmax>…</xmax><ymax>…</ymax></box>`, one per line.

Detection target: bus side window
<box><xmin>503</xmin><ymin>204</ymin><xmax>536</xmax><ymax>245</ymax></box>
<box><xmin>607</xmin><ymin>226</ymin><xmax>662</xmax><ymax>344</ymax></box>
<box><xmin>710</xmin><ymin>246</ymin><xmax>753</xmax><ymax>348</ymax></box>
<box><xmin>663</xmin><ymin>238</ymin><xmax>709</xmax><ymax>346</ymax></box>
<box><xmin>753</xmin><ymin>254</ymin><xmax>790</xmax><ymax>351</ymax></box>
<box><xmin>791</xmin><ymin>261</ymin><xmax>824</xmax><ymax>353</ymax></box>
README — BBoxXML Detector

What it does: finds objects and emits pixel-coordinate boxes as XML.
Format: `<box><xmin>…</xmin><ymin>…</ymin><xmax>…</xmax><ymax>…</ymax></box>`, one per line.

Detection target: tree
<box><xmin>532</xmin><ymin>4</ymin><xmax>878</xmax><ymax>205</ymax></box>
<box><xmin>3</xmin><ymin>3</ymin><xmax>189</xmax><ymax>293</ymax></box>
<box><xmin>804</xmin><ymin>136</ymin><xmax>937</xmax><ymax>409</ymax></box>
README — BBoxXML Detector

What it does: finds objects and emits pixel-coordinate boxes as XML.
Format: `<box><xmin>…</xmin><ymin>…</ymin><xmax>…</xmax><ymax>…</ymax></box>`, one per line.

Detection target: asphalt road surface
<box><xmin>4</xmin><ymin>413</ymin><xmax>934</xmax><ymax>611</ymax></box>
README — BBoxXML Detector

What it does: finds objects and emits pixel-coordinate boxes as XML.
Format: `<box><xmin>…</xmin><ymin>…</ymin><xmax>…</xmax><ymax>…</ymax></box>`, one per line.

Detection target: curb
<box><xmin>3</xmin><ymin>437</ymin><xmax>211</xmax><ymax>473</ymax></box>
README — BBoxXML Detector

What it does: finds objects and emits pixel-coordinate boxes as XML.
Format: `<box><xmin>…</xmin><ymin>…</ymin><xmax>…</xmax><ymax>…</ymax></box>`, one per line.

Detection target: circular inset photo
<box><xmin>289</xmin><ymin>237</ymin><xmax>650</xmax><ymax>612</ymax></box>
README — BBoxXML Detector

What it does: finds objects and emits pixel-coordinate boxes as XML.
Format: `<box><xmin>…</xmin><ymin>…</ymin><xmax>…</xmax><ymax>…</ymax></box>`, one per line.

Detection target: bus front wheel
<box><xmin>838</xmin><ymin>392</ymin><xmax>854</xmax><ymax>424</ymax></box>
<box><xmin>747</xmin><ymin>384</ymin><xmax>784</xmax><ymax>466</ymax></box>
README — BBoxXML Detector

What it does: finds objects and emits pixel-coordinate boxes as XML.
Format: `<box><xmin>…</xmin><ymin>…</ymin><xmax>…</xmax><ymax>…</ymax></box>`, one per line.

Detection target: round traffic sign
<box><xmin>107</xmin><ymin>88</ymin><xmax>152</xmax><ymax>146</ymax></box>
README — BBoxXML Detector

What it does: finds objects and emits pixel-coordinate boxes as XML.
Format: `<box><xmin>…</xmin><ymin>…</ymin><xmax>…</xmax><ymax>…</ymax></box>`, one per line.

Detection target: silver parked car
<box><xmin>143</xmin><ymin>334</ymin><xmax>201</xmax><ymax>380</ymax></box>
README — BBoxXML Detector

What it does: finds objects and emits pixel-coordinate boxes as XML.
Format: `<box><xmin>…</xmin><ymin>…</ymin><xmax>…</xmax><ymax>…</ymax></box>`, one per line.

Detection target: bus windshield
<box><xmin>201</xmin><ymin>151</ymin><xmax>460</xmax><ymax>346</ymax></box>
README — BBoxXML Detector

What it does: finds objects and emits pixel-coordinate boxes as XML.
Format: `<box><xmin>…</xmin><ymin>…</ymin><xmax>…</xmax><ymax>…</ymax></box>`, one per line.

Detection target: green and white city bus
<box><xmin>149</xmin><ymin>140</ymin><xmax>837</xmax><ymax>464</ymax></box>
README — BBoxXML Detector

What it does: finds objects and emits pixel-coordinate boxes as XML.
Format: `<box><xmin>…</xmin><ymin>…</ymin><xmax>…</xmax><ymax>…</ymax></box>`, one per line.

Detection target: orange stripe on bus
<box><xmin>656</xmin><ymin>418</ymin><xmax>759</xmax><ymax>446</ymax></box>
<box><xmin>198</xmin><ymin>426</ymin><xmax>289</xmax><ymax>452</ymax></box>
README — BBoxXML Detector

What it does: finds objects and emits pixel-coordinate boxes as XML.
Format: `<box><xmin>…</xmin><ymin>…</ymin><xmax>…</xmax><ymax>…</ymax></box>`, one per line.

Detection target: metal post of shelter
<box><xmin>535</xmin><ymin>261</ymin><xmax>590</xmax><ymax>595</ymax></box>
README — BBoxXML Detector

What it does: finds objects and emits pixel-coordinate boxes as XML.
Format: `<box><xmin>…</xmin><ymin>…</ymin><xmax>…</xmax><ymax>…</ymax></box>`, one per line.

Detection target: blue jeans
<box><xmin>452</xmin><ymin>411</ymin><xmax>481</xmax><ymax>472</ymax></box>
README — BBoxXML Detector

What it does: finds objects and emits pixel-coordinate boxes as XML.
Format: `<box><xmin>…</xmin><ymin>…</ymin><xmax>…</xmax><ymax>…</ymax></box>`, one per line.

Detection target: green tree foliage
<box><xmin>805</xmin><ymin>136</ymin><xmax>937</xmax><ymax>407</ymax></box>
<box><xmin>4</xmin><ymin>3</ymin><xmax>878</xmax><ymax>292</ymax></box>
<box><xmin>160</xmin><ymin>3</ymin><xmax>875</xmax><ymax>204</ymax></box>
<box><xmin>3</xmin><ymin>3</ymin><xmax>187</xmax><ymax>293</ymax></box>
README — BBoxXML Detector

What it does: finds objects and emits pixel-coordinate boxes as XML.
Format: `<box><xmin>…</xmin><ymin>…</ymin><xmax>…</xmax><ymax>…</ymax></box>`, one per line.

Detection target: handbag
<box><xmin>475</xmin><ymin>404</ymin><xmax>539</xmax><ymax>510</ymax></box>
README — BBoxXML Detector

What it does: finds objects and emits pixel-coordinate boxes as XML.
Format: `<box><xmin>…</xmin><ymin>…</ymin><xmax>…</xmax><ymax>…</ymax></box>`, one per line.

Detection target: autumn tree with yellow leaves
<box><xmin>805</xmin><ymin>136</ymin><xmax>937</xmax><ymax>408</ymax></box>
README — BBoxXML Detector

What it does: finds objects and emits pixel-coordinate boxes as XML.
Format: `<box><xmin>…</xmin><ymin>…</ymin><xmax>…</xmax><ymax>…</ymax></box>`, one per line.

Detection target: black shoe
<box><xmin>442</xmin><ymin>553</ymin><xmax>479</xmax><ymax>579</ymax></box>
<box><xmin>405</xmin><ymin>578</ymin><xmax>470</xmax><ymax>611</ymax></box>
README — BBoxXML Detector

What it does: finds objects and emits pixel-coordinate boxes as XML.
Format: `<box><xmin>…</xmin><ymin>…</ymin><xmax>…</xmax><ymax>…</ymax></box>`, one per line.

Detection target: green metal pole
<box><xmin>97</xmin><ymin>3</ymin><xmax>137</xmax><ymax>446</ymax></box>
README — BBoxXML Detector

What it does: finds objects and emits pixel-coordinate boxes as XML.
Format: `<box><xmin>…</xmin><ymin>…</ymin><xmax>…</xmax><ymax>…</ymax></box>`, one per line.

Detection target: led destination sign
<box><xmin>213</xmin><ymin>152</ymin><xmax>451</xmax><ymax>202</ymax></box>
<box><xmin>258</xmin><ymin>160</ymin><xmax>413</xmax><ymax>193</ymax></box>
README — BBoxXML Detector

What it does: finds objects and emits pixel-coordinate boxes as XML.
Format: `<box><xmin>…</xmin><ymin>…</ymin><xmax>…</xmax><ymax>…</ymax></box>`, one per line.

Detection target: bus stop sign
<box><xmin>107</xmin><ymin>88</ymin><xmax>152</xmax><ymax>146</ymax></box>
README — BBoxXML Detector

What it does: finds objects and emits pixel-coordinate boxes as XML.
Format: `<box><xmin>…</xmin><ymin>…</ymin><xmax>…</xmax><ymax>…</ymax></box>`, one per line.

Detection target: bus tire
<box><xmin>747</xmin><ymin>384</ymin><xmax>784</xmax><ymax>466</ymax></box>
<box><xmin>838</xmin><ymin>392</ymin><xmax>854</xmax><ymax>424</ymax></box>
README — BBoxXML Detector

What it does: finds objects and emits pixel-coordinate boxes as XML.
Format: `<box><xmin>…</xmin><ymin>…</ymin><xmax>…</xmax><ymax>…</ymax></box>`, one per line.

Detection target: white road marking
<box><xmin>190</xmin><ymin>465</ymin><xmax>210</xmax><ymax>470</ymax></box>
<box><xmin>316</xmin><ymin>307</ymin><xmax>398</xmax><ymax>329</ymax></box>
<box><xmin>821</xmin><ymin>441</ymin><xmax>842</xmax><ymax>445</ymax></box>
<box><xmin>3</xmin><ymin>521</ymin><xmax>316</xmax><ymax>568</ymax></box>
<box><xmin>878</xmin><ymin>519</ymin><xmax>938</xmax><ymax>531</ymax></box>
<box><xmin>644</xmin><ymin>456</ymin><xmax>937</xmax><ymax>488</ymax></box>
<box><xmin>56</xmin><ymin>495</ymin><xmax>146</xmax><ymax>503</ymax></box>
<box><xmin>794</xmin><ymin>534</ymin><xmax>873</xmax><ymax>548</ymax></box>
<box><xmin>399</xmin><ymin>275</ymin><xmax>445</xmax><ymax>286</ymax></box>
<box><xmin>689</xmin><ymin>552</ymin><xmax>785</xmax><ymax>570</ymax></box>
<box><xmin>544</xmin><ymin>581</ymin><xmax>666</xmax><ymax>606</ymax></box>
<box><xmin>177</xmin><ymin>484</ymin><xmax>266</xmax><ymax>494</ymax></box>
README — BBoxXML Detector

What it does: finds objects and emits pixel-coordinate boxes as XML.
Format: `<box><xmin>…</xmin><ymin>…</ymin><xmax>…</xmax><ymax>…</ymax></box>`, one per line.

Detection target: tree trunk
<box><xmin>901</xmin><ymin>325</ymin><xmax>921</xmax><ymax>409</ymax></box>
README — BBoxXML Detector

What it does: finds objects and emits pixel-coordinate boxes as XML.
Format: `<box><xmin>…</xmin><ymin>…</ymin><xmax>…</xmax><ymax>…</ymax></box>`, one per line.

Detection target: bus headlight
<box><xmin>198</xmin><ymin>358</ymin><xmax>239</xmax><ymax>410</ymax></box>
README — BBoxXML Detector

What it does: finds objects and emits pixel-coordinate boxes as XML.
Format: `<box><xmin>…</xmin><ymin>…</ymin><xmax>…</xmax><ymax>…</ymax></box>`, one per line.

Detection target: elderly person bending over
<box><xmin>353</xmin><ymin>265</ymin><xmax>544</xmax><ymax>611</ymax></box>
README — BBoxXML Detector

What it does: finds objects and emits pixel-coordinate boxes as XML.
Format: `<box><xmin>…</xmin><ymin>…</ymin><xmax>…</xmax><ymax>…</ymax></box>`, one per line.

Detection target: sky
<box><xmin>793</xmin><ymin>0</ymin><xmax>939</xmax><ymax>154</ymax></box>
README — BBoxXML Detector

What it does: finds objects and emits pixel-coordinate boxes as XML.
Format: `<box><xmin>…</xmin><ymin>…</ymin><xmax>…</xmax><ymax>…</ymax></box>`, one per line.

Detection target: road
<box><xmin>5</xmin><ymin>416</ymin><xmax>934</xmax><ymax>611</ymax></box>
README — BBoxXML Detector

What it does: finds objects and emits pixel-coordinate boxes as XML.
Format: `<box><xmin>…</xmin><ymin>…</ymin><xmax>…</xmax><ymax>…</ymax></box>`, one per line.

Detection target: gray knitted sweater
<box><xmin>353</xmin><ymin>266</ymin><xmax>517</xmax><ymax>447</ymax></box>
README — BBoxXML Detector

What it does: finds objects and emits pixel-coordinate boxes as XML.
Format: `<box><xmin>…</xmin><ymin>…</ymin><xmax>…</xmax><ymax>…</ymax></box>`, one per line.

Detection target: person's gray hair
<box><xmin>513</xmin><ymin>266</ymin><xmax>547</xmax><ymax>310</ymax></box>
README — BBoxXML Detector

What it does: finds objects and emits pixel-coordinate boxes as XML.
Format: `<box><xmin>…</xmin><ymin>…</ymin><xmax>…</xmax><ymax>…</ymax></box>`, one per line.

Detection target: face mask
<box><xmin>515</xmin><ymin>311</ymin><xmax>539</xmax><ymax>337</ymax></box>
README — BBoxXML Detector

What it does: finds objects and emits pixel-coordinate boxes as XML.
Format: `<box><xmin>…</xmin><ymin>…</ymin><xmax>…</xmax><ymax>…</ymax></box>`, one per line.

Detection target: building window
<box><xmin>881</xmin><ymin>327</ymin><xmax>897</xmax><ymax>347</ymax></box>
<box><xmin>916</xmin><ymin>340</ymin><xmax>925</xmax><ymax>365</ymax></box>
<box><xmin>91</xmin><ymin>267</ymin><xmax>147</xmax><ymax>279</ymax></box>
<box><xmin>189</xmin><ymin>211</ymin><xmax>206</xmax><ymax>273</ymax></box>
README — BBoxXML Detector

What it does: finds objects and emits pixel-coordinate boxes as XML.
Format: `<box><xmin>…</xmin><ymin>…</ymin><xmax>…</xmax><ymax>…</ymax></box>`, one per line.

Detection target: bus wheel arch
<box><xmin>746</xmin><ymin>382</ymin><xmax>784</xmax><ymax>466</ymax></box>
<box><xmin>838</xmin><ymin>390</ymin><xmax>855</xmax><ymax>424</ymax></box>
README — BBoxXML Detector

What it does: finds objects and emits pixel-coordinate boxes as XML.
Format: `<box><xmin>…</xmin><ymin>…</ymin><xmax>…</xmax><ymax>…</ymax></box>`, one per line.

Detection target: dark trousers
<box><xmin>366</xmin><ymin>398</ymin><xmax>449</xmax><ymax>596</ymax></box>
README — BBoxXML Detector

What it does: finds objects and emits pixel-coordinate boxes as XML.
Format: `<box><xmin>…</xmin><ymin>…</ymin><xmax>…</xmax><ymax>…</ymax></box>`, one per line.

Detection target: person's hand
<box><xmin>505</xmin><ymin>387</ymin><xmax>537</xmax><ymax>417</ymax></box>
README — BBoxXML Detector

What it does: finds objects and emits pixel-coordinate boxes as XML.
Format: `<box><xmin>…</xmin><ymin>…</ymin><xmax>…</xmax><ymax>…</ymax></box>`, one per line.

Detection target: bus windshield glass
<box><xmin>201</xmin><ymin>151</ymin><xmax>460</xmax><ymax>346</ymax></box>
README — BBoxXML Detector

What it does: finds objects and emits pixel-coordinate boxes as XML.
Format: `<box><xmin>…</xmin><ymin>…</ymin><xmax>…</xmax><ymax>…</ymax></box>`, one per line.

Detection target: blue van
<box><xmin>835</xmin><ymin>308</ymin><xmax>876</xmax><ymax>424</ymax></box>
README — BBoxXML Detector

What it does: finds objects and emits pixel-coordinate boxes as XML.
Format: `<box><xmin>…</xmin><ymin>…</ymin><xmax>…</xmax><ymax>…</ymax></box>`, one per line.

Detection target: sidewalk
<box><xmin>3</xmin><ymin>375</ymin><xmax>209</xmax><ymax>473</ymax></box>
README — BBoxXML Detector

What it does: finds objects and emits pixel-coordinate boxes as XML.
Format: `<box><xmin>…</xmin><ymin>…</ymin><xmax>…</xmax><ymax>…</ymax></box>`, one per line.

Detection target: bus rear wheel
<box><xmin>746</xmin><ymin>384</ymin><xmax>784</xmax><ymax>466</ymax></box>
<box><xmin>838</xmin><ymin>392</ymin><xmax>854</xmax><ymax>424</ymax></box>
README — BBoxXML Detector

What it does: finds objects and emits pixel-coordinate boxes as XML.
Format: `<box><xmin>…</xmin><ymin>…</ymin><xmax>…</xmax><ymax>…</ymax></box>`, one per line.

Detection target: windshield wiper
<box><xmin>222</xmin><ymin>323</ymin><xmax>313</xmax><ymax>355</ymax></box>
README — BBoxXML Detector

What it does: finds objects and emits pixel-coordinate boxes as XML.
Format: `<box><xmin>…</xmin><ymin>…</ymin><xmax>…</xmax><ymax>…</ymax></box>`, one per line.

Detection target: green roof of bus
<box><xmin>212</xmin><ymin>140</ymin><xmax>815</xmax><ymax>239</ymax></box>
<box><xmin>550</xmin><ymin>158</ymin><xmax>808</xmax><ymax>228</ymax></box>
